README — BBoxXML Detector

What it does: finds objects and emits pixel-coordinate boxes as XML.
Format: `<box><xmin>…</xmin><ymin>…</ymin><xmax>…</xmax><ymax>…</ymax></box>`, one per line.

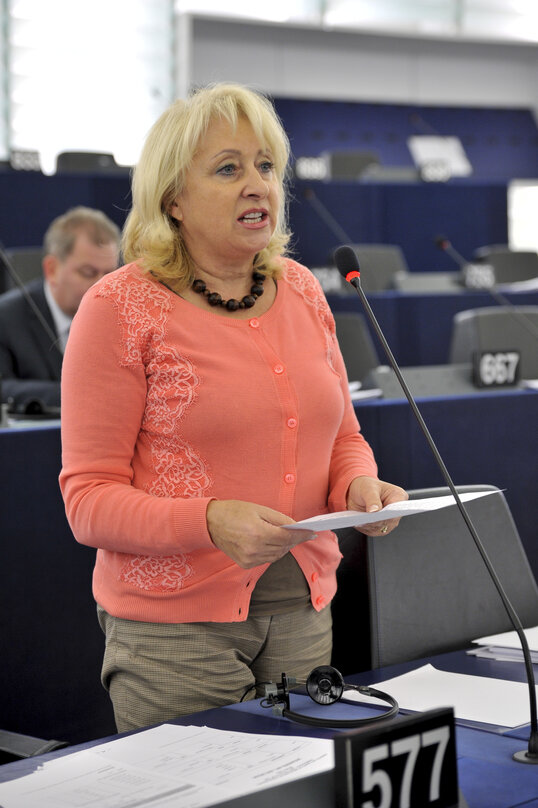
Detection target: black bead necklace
<box><xmin>192</xmin><ymin>270</ymin><xmax>265</xmax><ymax>311</ymax></box>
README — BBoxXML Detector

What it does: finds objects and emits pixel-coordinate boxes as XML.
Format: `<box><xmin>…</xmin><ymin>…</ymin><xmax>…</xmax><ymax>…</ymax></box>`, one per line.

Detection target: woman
<box><xmin>60</xmin><ymin>83</ymin><xmax>407</xmax><ymax>732</ymax></box>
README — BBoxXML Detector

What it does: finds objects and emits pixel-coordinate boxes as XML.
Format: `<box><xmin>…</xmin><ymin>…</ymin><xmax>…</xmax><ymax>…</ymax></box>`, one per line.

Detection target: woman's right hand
<box><xmin>206</xmin><ymin>500</ymin><xmax>316</xmax><ymax>569</ymax></box>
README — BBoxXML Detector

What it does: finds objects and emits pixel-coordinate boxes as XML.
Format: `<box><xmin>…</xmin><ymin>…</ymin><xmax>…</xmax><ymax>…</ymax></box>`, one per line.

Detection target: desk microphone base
<box><xmin>513</xmin><ymin>749</ymin><xmax>538</xmax><ymax>764</ymax></box>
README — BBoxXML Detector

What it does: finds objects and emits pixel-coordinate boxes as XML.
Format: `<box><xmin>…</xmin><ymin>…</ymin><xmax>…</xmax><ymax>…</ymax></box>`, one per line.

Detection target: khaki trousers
<box><xmin>98</xmin><ymin>604</ymin><xmax>332</xmax><ymax>732</ymax></box>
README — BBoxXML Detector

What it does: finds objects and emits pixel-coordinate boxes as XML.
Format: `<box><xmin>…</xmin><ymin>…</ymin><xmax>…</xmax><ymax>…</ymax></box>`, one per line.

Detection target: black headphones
<box><xmin>263</xmin><ymin>666</ymin><xmax>399</xmax><ymax>728</ymax></box>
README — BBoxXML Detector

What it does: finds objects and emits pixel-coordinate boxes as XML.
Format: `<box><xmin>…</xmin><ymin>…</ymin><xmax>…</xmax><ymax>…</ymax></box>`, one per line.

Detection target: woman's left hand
<box><xmin>346</xmin><ymin>476</ymin><xmax>408</xmax><ymax>537</ymax></box>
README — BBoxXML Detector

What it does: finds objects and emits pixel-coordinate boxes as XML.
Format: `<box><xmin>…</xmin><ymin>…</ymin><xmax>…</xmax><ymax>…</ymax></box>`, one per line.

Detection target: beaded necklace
<box><xmin>192</xmin><ymin>270</ymin><xmax>265</xmax><ymax>311</ymax></box>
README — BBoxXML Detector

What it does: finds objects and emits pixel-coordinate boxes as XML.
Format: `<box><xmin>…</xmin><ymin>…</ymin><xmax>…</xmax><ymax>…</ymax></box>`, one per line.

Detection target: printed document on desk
<box><xmin>0</xmin><ymin>724</ymin><xmax>334</xmax><ymax>808</ymax></box>
<box><xmin>284</xmin><ymin>489</ymin><xmax>500</xmax><ymax>532</ymax></box>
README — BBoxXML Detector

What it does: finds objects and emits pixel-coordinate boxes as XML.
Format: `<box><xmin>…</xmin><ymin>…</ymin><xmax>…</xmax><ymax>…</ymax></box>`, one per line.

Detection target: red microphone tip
<box><xmin>434</xmin><ymin>235</ymin><xmax>450</xmax><ymax>251</ymax></box>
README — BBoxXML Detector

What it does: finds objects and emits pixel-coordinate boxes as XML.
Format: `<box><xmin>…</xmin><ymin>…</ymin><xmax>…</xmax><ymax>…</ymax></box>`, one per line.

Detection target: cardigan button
<box><xmin>311</xmin><ymin>571</ymin><xmax>319</xmax><ymax>582</ymax></box>
<box><xmin>273</xmin><ymin>364</ymin><xmax>284</xmax><ymax>374</ymax></box>
<box><xmin>284</xmin><ymin>473</ymin><xmax>295</xmax><ymax>484</ymax></box>
<box><xmin>316</xmin><ymin>595</ymin><xmax>325</xmax><ymax>607</ymax></box>
<box><xmin>249</xmin><ymin>318</ymin><xmax>260</xmax><ymax>328</ymax></box>
<box><xmin>287</xmin><ymin>417</ymin><xmax>297</xmax><ymax>428</ymax></box>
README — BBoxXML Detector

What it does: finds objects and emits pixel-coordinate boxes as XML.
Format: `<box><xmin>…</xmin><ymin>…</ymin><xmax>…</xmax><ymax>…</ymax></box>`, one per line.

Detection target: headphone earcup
<box><xmin>306</xmin><ymin>665</ymin><xmax>345</xmax><ymax>705</ymax></box>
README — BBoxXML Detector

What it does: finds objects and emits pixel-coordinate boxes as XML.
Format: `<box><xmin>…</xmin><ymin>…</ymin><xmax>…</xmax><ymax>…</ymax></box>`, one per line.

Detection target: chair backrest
<box><xmin>3</xmin><ymin>247</ymin><xmax>44</xmax><ymax>289</ymax></box>
<box><xmin>449</xmin><ymin>306</ymin><xmax>538</xmax><ymax>379</ymax></box>
<box><xmin>473</xmin><ymin>244</ymin><xmax>509</xmax><ymax>259</ymax></box>
<box><xmin>333</xmin><ymin>312</ymin><xmax>380</xmax><ymax>383</ymax></box>
<box><xmin>323</xmin><ymin>150</ymin><xmax>380</xmax><ymax>180</ymax></box>
<box><xmin>337</xmin><ymin>244</ymin><xmax>410</xmax><ymax>292</ymax></box>
<box><xmin>0</xmin><ymin>730</ymin><xmax>67</xmax><ymax>765</ymax></box>
<box><xmin>55</xmin><ymin>151</ymin><xmax>129</xmax><ymax>174</ymax></box>
<box><xmin>332</xmin><ymin>485</ymin><xmax>538</xmax><ymax>673</ymax></box>
<box><xmin>473</xmin><ymin>248</ymin><xmax>538</xmax><ymax>284</ymax></box>
<box><xmin>367</xmin><ymin>485</ymin><xmax>538</xmax><ymax>668</ymax></box>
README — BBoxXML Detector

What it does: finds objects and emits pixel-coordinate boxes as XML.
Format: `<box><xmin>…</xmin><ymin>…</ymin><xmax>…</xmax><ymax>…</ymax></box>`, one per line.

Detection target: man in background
<box><xmin>0</xmin><ymin>206</ymin><xmax>120</xmax><ymax>414</ymax></box>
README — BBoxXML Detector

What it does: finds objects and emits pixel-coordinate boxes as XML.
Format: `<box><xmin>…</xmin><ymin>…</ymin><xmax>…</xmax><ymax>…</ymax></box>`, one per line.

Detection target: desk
<box><xmin>0</xmin><ymin>650</ymin><xmax>535</xmax><ymax>808</ymax></box>
<box><xmin>0</xmin><ymin>422</ymin><xmax>116</xmax><ymax>744</ymax></box>
<box><xmin>327</xmin><ymin>288</ymin><xmax>538</xmax><ymax>367</ymax></box>
<box><xmin>1</xmin><ymin>387</ymin><xmax>536</xmax><ymax>745</ymax></box>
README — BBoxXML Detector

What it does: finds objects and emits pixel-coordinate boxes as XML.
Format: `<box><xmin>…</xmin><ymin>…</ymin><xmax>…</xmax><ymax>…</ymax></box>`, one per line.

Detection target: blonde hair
<box><xmin>122</xmin><ymin>83</ymin><xmax>291</xmax><ymax>288</ymax></box>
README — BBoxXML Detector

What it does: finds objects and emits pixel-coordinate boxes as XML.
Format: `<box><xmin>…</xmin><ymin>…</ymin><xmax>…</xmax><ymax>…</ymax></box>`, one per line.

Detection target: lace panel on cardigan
<box><xmin>284</xmin><ymin>263</ymin><xmax>337</xmax><ymax>372</ymax></box>
<box><xmin>96</xmin><ymin>269</ymin><xmax>210</xmax><ymax>592</ymax></box>
<box><xmin>119</xmin><ymin>554</ymin><xmax>194</xmax><ymax>592</ymax></box>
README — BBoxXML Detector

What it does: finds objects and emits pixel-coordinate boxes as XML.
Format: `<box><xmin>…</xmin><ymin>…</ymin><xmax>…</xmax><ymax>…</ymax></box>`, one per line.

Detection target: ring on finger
<box><xmin>380</xmin><ymin>524</ymin><xmax>388</xmax><ymax>534</ymax></box>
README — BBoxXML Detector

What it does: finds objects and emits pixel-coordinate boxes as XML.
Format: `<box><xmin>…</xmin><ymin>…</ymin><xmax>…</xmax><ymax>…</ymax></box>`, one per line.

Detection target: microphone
<box><xmin>334</xmin><ymin>243</ymin><xmax>538</xmax><ymax>765</ymax></box>
<box><xmin>434</xmin><ymin>234</ymin><xmax>538</xmax><ymax>341</ymax></box>
<box><xmin>435</xmin><ymin>232</ymin><xmax>497</xmax><ymax>291</ymax></box>
<box><xmin>0</xmin><ymin>241</ymin><xmax>61</xmax><ymax>352</ymax></box>
<box><xmin>434</xmin><ymin>234</ymin><xmax>468</xmax><ymax>269</ymax></box>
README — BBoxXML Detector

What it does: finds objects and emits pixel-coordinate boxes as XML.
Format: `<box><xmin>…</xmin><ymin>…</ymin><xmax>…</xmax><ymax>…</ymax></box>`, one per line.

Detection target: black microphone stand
<box><xmin>302</xmin><ymin>188</ymin><xmax>353</xmax><ymax>246</ymax></box>
<box><xmin>334</xmin><ymin>244</ymin><xmax>538</xmax><ymax>764</ymax></box>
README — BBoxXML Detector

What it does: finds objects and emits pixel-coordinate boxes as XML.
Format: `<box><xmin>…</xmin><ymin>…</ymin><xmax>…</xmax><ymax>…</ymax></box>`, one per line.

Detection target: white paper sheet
<box><xmin>284</xmin><ymin>489</ymin><xmax>500</xmax><ymax>532</ymax></box>
<box><xmin>349</xmin><ymin>387</ymin><xmax>383</xmax><ymax>401</ymax></box>
<box><xmin>407</xmin><ymin>135</ymin><xmax>473</xmax><ymax>177</ymax></box>
<box><xmin>343</xmin><ymin>664</ymin><xmax>536</xmax><ymax>728</ymax></box>
<box><xmin>472</xmin><ymin>625</ymin><xmax>538</xmax><ymax>652</ymax></box>
<box><xmin>0</xmin><ymin>724</ymin><xmax>334</xmax><ymax>808</ymax></box>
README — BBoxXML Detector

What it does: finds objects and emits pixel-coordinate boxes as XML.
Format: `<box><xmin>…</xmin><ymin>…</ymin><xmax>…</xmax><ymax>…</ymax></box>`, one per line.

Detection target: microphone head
<box><xmin>434</xmin><ymin>234</ymin><xmax>450</xmax><ymax>250</ymax></box>
<box><xmin>334</xmin><ymin>245</ymin><xmax>360</xmax><ymax>280</ymax></box>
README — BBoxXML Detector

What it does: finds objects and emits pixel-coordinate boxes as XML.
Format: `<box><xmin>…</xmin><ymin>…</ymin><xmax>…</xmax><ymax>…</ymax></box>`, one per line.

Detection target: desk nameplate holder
<box><xmin>472</xmin><ymin>349</ymin><xmax>521</xmax><ymax>388</ymax></box>
<box><xmin>334</xmin><ymin>707</ymin><xmax>465</xmax><ymax>808</ymax></box>
<box><xmin>461</xmin><ymin>263</ymin><xmax>495</xmax><ymax>289</ymax></box>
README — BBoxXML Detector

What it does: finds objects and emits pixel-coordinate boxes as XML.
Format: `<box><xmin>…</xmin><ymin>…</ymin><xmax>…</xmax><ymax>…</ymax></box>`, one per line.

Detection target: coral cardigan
<box><xmin>59</xmin><ymin>259</ymin><xmax>378</xmax><ymax>623</ymax></box>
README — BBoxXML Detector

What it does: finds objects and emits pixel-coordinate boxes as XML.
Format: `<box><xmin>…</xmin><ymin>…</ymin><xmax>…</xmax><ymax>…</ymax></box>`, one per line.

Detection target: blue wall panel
<box><xmin>273</xmin><ymin>97</ymin><xmax>538</xmax><ymax>182</ymax></box>
<box><xmin>288</xmin><ymin>180</ymin><xmax>509</xmax><ymax>270</ymax></box>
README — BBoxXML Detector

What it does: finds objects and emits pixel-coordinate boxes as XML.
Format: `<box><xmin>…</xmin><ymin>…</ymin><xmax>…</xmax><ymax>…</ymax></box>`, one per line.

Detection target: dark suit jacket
<box><xmin>0</xmin><ymin>278</ymin><xmax>63</xmax><ymax>412</ymax></box>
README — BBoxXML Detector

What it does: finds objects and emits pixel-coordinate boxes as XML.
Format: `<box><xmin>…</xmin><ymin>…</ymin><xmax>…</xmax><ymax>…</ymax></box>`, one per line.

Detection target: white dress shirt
<box><xmin>44</xmin><ymin>280</ymin><xmax>73</xmax><ymax>353</ymax></box>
